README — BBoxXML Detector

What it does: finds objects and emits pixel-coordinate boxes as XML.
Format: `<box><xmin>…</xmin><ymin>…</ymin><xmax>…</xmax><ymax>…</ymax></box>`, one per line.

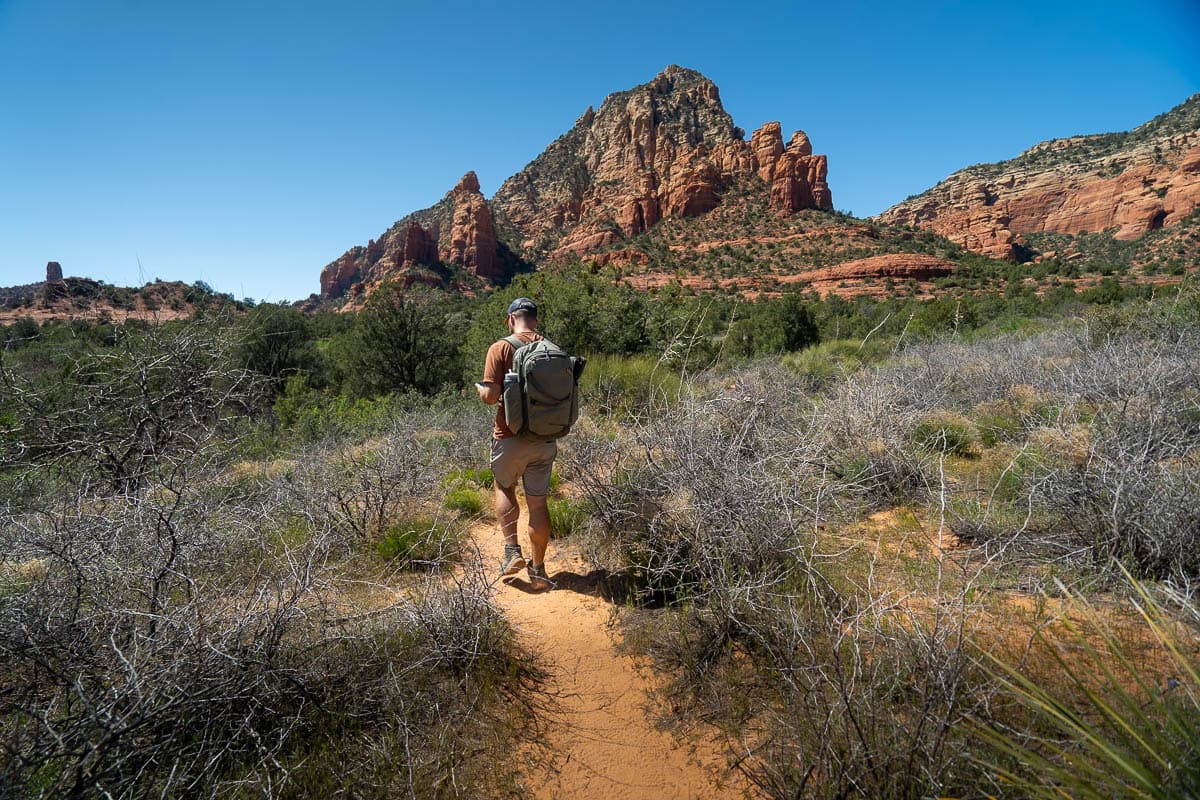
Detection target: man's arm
<box><xmin>475</xmin><ymin>381</ymin><xmax>501</xmax><ymax>405</ymax></box>
<box><xmin>478</xmin><ymin>341</ymin><xmax>509</xmax><ymax>405</ymax></box>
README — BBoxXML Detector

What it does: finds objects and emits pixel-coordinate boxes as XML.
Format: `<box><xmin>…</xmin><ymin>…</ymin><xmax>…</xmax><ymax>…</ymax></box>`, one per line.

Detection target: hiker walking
<box><xmin>475</xmin><ymin>297</ymin><xmax>583</xmax><ymax>591</ymax></box>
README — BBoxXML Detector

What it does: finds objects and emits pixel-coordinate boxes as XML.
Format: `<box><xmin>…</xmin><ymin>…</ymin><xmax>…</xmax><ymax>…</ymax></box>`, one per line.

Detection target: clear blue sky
<box><xmin>1</xmin><ymin>0</ymin><xmax>1197</xmax><ymax>301</ymax></box>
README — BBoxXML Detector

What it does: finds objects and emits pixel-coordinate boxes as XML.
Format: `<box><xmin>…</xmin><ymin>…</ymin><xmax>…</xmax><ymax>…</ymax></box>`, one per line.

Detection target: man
<box><xmin>474</xmin><ymin>297</ymin><xmax>555</xmax><ymax>590</ymax></box>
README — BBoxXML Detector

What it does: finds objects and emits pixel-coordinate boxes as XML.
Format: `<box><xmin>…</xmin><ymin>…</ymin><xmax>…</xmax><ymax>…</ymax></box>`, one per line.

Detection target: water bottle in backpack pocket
<box><xmin>501</xmin><ymin>370</ymin><xmax>524</xmax><ymax>435</ymax></box>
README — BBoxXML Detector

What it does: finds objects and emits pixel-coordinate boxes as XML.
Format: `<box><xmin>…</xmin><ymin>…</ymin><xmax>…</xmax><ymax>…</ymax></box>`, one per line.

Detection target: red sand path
<box><xmin>470</xmin><ymin>517</ymin><xmax>748</xmax><ymax>799</ymax></box>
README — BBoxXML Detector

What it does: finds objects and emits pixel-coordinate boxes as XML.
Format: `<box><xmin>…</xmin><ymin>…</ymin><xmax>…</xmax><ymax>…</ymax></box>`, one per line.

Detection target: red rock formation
<box><xmin>319</xmin><ymin>171</ymin><xmax>506</xmax><ymax>300</ymax></box>
<box><xmin>879</xmin><ymin>95</ymin><xmax>1200</xmax><ymax>259</ymax></box>
<box><xmin>320</xmin><ymin>248</ymin><xmax>365</xmax><ymax>298</ymax></box>
<box><xmin>492</xmin><ymin>66</ymin><xmax>834</xmax><ymax>256</ymax></box>
<box><xmin>318</xmin><ymin>67</ymin><xmax>837</xmax><ymax>302</ymax></box>
<box><xmin>755</xmin><ymin>127</ymin><xmax>832</xmax><ymax>216</ymax></box>
<box><xmin>750</xmin><ymin>122</ymin><xmax>785</xmax><ymax>183</ymax></box>
<box><xmin>814</xmin><ymin>253</ymin><xmax>956</xmax><ymax>282</ymax></box>
<box><xmin>440</xmin><ymin>171</ymin><xmax>501</xmax><ymax>280</ymax></box>
<box><xmin>399</xmin><ymin>222</ymin><xmax>438</xmax><ymax>266</ymax></box>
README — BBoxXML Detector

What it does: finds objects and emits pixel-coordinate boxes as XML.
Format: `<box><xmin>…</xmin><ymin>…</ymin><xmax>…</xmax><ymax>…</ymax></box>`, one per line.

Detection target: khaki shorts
<box><xmin>490</xmin><ymin>437</ymin><xmax>557</xmax><ymax>496</ymax></box>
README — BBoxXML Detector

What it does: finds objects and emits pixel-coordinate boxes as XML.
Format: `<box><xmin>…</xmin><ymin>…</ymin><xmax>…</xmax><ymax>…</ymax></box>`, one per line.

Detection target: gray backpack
<box><xmin>501</xmin><ymin>335</ymin><xmax>585</xmax><ymax>441</ymax></box>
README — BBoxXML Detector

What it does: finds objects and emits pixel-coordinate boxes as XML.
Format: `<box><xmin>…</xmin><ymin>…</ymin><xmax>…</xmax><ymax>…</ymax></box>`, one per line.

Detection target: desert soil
<box><xmin>470</xmin><ymin>516</ymin><xmax>746</xmax><ymax>799</ymax></box>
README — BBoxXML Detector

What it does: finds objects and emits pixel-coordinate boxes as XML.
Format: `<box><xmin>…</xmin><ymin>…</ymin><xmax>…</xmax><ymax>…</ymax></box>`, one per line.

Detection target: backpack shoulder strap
<box><xmin>502</xmin><ymin>335</ymin><xmax>524</xmax><ymax>350</ymax></box>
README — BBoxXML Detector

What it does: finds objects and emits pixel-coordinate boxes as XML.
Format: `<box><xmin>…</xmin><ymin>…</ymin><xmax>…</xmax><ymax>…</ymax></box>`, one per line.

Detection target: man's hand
<box><xmin>475</xmin><ymin>381</ymin><xmax>501</xmax><ymax>405</ymax></box>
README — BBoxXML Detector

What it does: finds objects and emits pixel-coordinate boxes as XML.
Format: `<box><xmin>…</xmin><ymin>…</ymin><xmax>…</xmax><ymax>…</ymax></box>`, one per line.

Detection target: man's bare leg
<box><xmin>526</xmin><ymin>493</ymin><xmax>550</xmax><ymax>567</ymax></box>
<box><xmin>495</xmin><ymin>484</ymin><xmax>520</xmax><ymax>546</ymax></box>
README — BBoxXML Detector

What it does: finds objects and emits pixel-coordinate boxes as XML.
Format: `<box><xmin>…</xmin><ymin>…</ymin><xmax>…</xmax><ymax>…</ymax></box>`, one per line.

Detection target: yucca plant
<box><xmin>976</xmin><ymin>568</ymin><xmax>1200</xmax><ymax>799</ymax></box>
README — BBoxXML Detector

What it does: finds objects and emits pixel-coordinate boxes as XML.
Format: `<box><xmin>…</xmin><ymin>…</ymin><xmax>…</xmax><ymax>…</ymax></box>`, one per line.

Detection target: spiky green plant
<box><xmin>976</xmin><ymin>569</ymin><xmax>1200</xmax><ymax>799</ymax></box>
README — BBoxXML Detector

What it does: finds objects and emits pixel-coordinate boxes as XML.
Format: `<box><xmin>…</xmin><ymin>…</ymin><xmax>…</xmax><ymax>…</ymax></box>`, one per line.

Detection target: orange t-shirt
<box><xmin>483</xmin><ymin>331</ymin><xmax>543</xmax><ymax>439</ymax></box>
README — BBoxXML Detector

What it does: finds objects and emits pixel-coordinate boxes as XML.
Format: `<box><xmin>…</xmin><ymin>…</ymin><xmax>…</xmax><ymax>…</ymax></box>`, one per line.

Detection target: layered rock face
<box><xmin>756</xmin><ymin>125</ymin><xmax>833</xmax><ymax>216</ymax></box>
<box><xmin>440</xmin><ymin>172</ymin><xmax>501</xmax><ymax>280</ymax></box>
<box><xmin>878</xmin><ymin>94</ymin><xmax>1200</xmax><ymax>259</ymax></box>
<box><xmin>491</xmin><ymin>66</ymin><xmax>832</xmax><ymax>257</ymax></box>
<box><xmin>318</xmin><ymin>171</ymin><xmax>499</xmax><ymax>299</ymax></box>
<box><xmin>318</xmin><ymin>66</ymin><xmax>835</xmax><ymax>302</ymax></box>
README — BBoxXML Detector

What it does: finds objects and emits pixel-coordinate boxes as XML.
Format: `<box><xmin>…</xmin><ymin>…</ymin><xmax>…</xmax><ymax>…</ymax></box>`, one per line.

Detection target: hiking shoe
<box><xmin>499</xmin><ymin>544</ymin><xmax>525</xmax><ymax>577</ymax></box>
<box><xmin>527</xmin><ymin>562</ymin><xmax>555</xmax><ymax>591</ymax></box>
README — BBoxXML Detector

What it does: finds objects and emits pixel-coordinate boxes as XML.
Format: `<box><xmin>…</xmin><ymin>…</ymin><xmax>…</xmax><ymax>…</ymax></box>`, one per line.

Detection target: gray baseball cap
<box><xmin>507</xmin><ymin>297</ymin><xmax>538</xmax><ymax>315</ymax></box>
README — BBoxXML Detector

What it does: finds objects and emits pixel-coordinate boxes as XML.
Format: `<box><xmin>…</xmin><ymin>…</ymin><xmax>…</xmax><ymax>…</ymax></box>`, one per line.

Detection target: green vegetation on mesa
<box><xmin>1</xmin><ymin>270</ymin><xmax>1197</xmax><ymax>798</ymax></box>
<box><xmin>1</xmin><ymin>276</ymin><xmax>246</xmax><ymax>316</ymax></box>
<box><xmin>1023</xmin><ymin>205</ymin><xmax>1200</xmax><ymax>277</ymax></box>
<box><xmin>566</xmin><ymin>182</ymin><xmax>1195</xmax><ymax>292</ymax></box>
<box><xmin>583</xmin><ymin>188</ymin><xmax>982</xmax><ymax>274</ymax></box>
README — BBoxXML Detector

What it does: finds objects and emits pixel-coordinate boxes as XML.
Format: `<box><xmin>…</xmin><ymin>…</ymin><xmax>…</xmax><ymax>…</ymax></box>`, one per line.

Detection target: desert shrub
<box><xmin>569</xmin><ymin>364</ymin><xmax>994</xmax><ymax>797</ymax></box>
<box><xmin>697</xmin><ymin>584</ymin><xmax>993</xmax><ymax>800</ymax></box>
<box><xmin>911</xmin><ymin>411</ymin><xmax>979</xmax><ymax>456</ymax></box>
<box><xmin>0</xmin><ymin>318</ymin><xmax>535</xmax><ymax>798</ymax></box>
<box><xmin>573</xmin><ymin>363</ymin><xmax>847</xmax><ymax>603</ymax></box>
<box><xmin>547</xmin><ymin>496</ymin><xmax>590</xmax><ymax>538</ymax></box>
<box><xmin>442</xmin><ymin>466</ymin><xmax>494</xmax><ymax>489</ymax></box>
<box><xmin>0</xmin><ymin>315</ymin><xmax>262</xmax><ymax>493</ymax></box>
<box><xmin>1036</xmin><ymin>329</ymin><xmax>1200</xmax><ymax>579</ymax></box>
<box><xmin>578</xmin><ymin>352</ymin><xmax>681</xmax><ymax>416</ymax></box>
<box><xmin>377</xmin><ymin>516</ymin><xmax>462</xmax><ymax>566</ymax></box>
<box><xmin>820</xmin><ymin>373</ymin><xmax>933</xmax><ymax>506</ymax></box>
<box><xmin>973</xmin><ymin>388</ymin><xmax>1043</xmax><ymax>445</ymax></box>
<box><xmin>443</xmin><ymin>486</ymin><xmax>484</xmax><ymax>516</ymax></box>
<box><xmin>780</xmin><ymin>336</ymin><xmax>893</xmax><ymax>390</ymax></box>
<box><xmin>289</xmin><ymin>411</ymin><xmax>485</xmax><ymax>550</ymax></box>
<box><xmin>273</xmin><ymin>376</ymin><xmax>404</xmax><ymax>440</ymax></box>
<box><xmin>0</xmin><ymin>465</ymin><xmax>529</xmax><ymax>799</ymax></box>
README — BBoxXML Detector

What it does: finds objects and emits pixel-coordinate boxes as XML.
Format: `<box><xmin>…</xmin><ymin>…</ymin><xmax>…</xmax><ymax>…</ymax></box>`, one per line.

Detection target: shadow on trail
<box><xmin>505</xmin><ymin>569</ymin><xmax>672</xmax><ymax>608</ymax></box>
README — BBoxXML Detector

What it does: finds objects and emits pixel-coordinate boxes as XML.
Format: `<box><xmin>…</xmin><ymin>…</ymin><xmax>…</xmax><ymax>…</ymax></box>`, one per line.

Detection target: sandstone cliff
<box><xmin>318</xmin><ymin>66</ymin><xmax>834</xmax><ymax>302</ymax></box>
<box><xmin>490</xmin><ymin>65</ymin><xmax>832</xmax><ymax>258</ymax></box>
<box><xmin>877</xmin><ymin>94</ymin><xmax>1200</xmax><ymax>259</ymax></box>
<box><xmin>318</xmin><ymin>172</ymin><xmax>500</xmax><ymax>300</ymax></box>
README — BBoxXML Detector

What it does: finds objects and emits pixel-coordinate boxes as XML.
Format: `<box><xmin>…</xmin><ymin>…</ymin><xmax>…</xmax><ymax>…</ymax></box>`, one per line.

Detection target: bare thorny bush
<box><xmin>0</xmin><ymin>321</ymin><xmax>535</xmax><ymax>799</ymax></box>
<box><xmin>281</xmin><ymin>402</ymin><xmax>491</xmax><ymax>557</ymax></box>
<box><xmin>566</xmin><ymin>361</ymin><xmax>992</xmax><ymax>798</ymax></box>
<box><xmin>881</xmin><ymin>320</ymin><xmax>1200</xmax><ymax>584</ymax></box>
<box><xmin>564</xmin><ymin>306</ymin><xmax>1200</xmax><ymax>798</ymax></box>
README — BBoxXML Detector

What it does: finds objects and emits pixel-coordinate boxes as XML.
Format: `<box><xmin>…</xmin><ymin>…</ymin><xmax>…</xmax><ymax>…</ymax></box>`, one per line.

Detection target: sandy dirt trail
<box><xmin>470</xmin><ymin>516</ymin><xmax>746</xmax><ymax>799</ymax></box>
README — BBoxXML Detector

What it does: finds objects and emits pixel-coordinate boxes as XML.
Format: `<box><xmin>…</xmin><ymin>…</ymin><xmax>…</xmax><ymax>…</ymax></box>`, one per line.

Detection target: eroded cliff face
<box><xmin>440</xmin><ymin>172</ymin><xmax>501</xmax><ymax>281</ymax></box>
<box><xmin>319</xmin><ymin>65</ymin><xmax>835</xmax><ymax>302</ymax></box>
<box><xmin>878</xmin><ymin>95</ymin><xmax>1200</xmax><ymax>260</ymax></box>
<box><xmin>491</xmin><ymin>66</ymin><xmax>832</xmax><ymax>258</ymax></box>
<box><xmin>318</xmin><ymin>172</ymin><xmax>500</xmax><ymax>299</ymax></box>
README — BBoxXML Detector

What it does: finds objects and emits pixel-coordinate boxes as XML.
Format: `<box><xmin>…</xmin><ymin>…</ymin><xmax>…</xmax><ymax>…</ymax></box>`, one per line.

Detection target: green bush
<box><xmin>782</xmin><ymin>337</ymin><xmax>893</xmax><ymax>388</ymax></box>
<box><xmin>548</xmin><ymin>497</ymin><xmax>590</xmax><ymax>538</ymax></box>
<box><xmin>329</xmin><ymin>282</ymin><xmax>466</xmax><ymax>398</ymax></box>
<box><xmin>273</xmin><ymin>378</ymin><xmax>404</xmax><ymax>441</ymax></box>
<box><xmin>442</xmin><ymin>467</ymin><xmax>494</xmax><ymax>489</ymax></box>
<box><xmin>911</xmin><ymin>412</ymin><xmax>979</xmax><ymax>456</ymax></box>
<box><xmin>376</xmin><ymin>517</ymin><xmax>458</xmax><ymax>567</ymax></box>
<box><xmin>444</xmin><ymin>487</ymin><xmax>483</xmax><ymax>516</ymax></box>
<box><xmin>725</xmin><ymin>293</ymin><xmax>820</xmax><ymax>358</ymax></box>
<box><xmin>973</xmin><ymin>407</ymin><xmax>1025</xmax><ymax>447</ymax></box>
<box><xmin>578</xmin><ymin>353</ymin><xmax>681</xmax><ymax>415</ymax></box>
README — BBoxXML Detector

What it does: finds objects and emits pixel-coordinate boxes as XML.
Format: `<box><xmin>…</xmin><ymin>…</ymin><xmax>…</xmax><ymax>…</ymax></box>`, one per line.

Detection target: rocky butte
<box><xmin>877</xmin><ymin>94</ymin><xmax>1200</xmax><ymax>260</ymax></box>
<box><xmin>317</xmin><ymin>66</ymin><xmax>833</xmax><ymax>304</ymax></box>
